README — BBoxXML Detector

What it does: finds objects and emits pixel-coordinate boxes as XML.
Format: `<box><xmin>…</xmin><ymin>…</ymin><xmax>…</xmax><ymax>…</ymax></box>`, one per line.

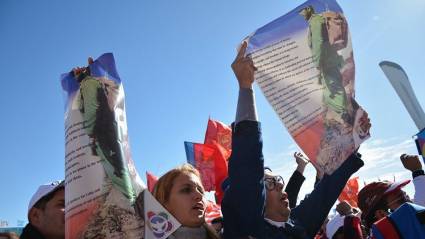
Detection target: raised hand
<box><xmin>231</xmin><ymin>41</ymin><xmax>257</xmax><ymax>89</ymax></box>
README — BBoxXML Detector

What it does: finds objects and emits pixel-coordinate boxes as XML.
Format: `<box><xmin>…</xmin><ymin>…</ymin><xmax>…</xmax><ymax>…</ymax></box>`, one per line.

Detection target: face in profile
<box><xmin>385</xmin><ymin>189</ymin><xmax>410</xmax><ymax>211</ymax></box>
<box><xmin>164</xmin><ymin>173</ymin><xmax>206</xmax><ymax>227</ymax></box>
<box><xmin>31</xmin><ymin>189</ymin><xmax>65</xmax><ymax>239</ymax></box>
<box><xmin>264</xmin><ymin>172</ymin><xmax>291</xmax><ymax>221</ymax></box>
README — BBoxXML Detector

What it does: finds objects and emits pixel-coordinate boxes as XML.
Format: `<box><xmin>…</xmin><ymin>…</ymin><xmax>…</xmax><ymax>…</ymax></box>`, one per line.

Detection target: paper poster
<box><xmin>135</xmin><ymin>190</ymin><xmax>181</xmax><ymax>239</ymax></box>
<box><xmin>245</xmin><ymin>0</ymin><xmax>370</xmax><ymax>174</ymax></box>
<box><xmin>61</xmin><ymin>53</ymin><xmax>145</xmax><ymax>238</ymax></box>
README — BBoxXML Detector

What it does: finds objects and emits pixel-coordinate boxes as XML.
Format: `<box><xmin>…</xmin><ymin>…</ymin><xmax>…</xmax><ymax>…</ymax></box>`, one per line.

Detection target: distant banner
<box><xmin>380</xmin><ymin>61</ymin><xmax>425</xmax><ymax>131</ymax></box>
<box><xmin>244</xmin><ymin>0</ymin><xmax>370</xmax><ymax>174</ymax></box>
<box><xmin>0</xmin><ymin>227</ymin><xmax>23</xmax><ymax>236</ymax></box>
<box><xmin>415</xmin><ymin>129</ymin><xmax>425</xmax><ymax>164</ymax></box>
<box><xmin>61</xmin><ymin>53</ymin><xmax>145</xmax><ymax>238</ymax></box>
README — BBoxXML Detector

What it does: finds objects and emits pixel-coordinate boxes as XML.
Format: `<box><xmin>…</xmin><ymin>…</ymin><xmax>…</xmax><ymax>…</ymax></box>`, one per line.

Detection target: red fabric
<box><xmin>204</xmin><ymin>119</ymin><xmax>232</xmax><ymax>160</ymax></box>
<box><xmin>204</xmin><ymin>200</ymin><xmax>222</xmax><ymax>224</ymax></box>
<box><xmin>338</xmin><ymin>176</ymin><xmax>359</xmax><ymax>207</ymax></box>
<box><xmin>343</xmin><ymin>215</ymin><xmax>363</xmax><ymax>239</ymax></box>
<box><xmin>199</xmin><ymin>118</ymin><xmax>231</xmax><ymax>204</ymax></box>
<box><xmin>193</xmin><ymin>143</ymin><xmax>217</xmax><ymax>192</ymax></box>
<box><xmin>211</xmin><ymin>143</ymin><xmax>228</xmax><ymax>204</ymax></box>
<box><xmin>146</xmin><ymin>171</ymin><xmax>158</xmax><ymax>193</ymax></box>
<box><xmin>374</xmin><ymin>217</ymin><xmax>401</xmax><ymax>239</ymax></box>
<box><xmin>192</xmin><ymin>142</ymin><xmax>228</xmax><ymax>204</ymax></box>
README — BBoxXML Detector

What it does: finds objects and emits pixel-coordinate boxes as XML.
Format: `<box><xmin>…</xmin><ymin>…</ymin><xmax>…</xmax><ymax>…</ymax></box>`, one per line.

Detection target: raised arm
<box><xmin>222</xmin><ymin>42</ymin><xmax>265</xmax><ymax>238</ymax></box>
<box><xmin>291</xmin><ymin>152</ymin><xmax>364</xmax><ymax>238</ymax></box>
<box><xmin>285</xmin><ymin>152</ymin><xmax>308</xmax><ymax>208</ymax></box>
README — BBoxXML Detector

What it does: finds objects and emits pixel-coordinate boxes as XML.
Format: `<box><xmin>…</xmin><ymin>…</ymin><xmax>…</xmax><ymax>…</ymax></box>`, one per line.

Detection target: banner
<box><xmin>338</xmin><ymin>176</ymin><xmax>359</xmax><ymax>207</ymax></box>
<box><xmin>184</xmin><ymin>142</ymin><xmax>228</xmax><ymax>204</ymax></box>
<box><xmin>61</xmin><ymin>53</ymin><xmax>145</xmax><ymax>238</ymax></box>
<box><xmin>244</xmin><ymin>0</ymin><xmax>370</xmax><ymax>174</ymax></box>
<box><xmin>379</xmin><ymin>61</ymin><xmax>425</xmax><ymax>131</ymax></box>
<box><xmin>204</xmin><ymin>118</ymin><xmax>232</xmax><ymax>160</ymax></box>
<box><xmin>415</xmin><ymin>129</ymin><xmax>425</xmax><ymax>164</ymax></box>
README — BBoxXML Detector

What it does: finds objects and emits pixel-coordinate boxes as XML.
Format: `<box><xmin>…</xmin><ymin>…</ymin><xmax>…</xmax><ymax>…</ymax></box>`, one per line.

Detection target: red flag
<box><xmin>204</xmin><ymin>119</ymin><xmax>232</xmax><ymax>160</ymax></box>
<box><xmin>210</xmin><ymin>142</ymin><xmax>228</xmax><ymax>204</ymax></box>
<box><xmin>184</xmin><ymin>141</ymin><xmax>228</xmax><ymax>204</ymax></box>
<box><xmin>338</xmin><ymin>176</ymin><xmax>359</xmax><ymax>207</ymax></box>
<box><xmin>185</xmin><ymin>142</ymin><xmax>217</xmax><ymax>191</ymax></box>
<box><xmin>146</xmin><ymin>171</ymin><xmax>158</xmax><ymax>193</ymax></box>
<box><xmin>204</xmin><ymin>200</ymin><xmax>222</xmax><ymax>224</ymax></box>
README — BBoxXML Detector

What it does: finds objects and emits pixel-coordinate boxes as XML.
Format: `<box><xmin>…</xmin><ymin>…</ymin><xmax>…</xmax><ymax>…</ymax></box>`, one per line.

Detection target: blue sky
<box><xmin>1</xmin><ymin>0</ymin><xmax>424</xmax><ymax>226</ymax></box>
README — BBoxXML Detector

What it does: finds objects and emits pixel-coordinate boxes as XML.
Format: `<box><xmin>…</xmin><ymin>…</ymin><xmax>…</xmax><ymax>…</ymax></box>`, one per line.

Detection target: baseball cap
<box><xmin>28</xmin><ymin>180</ymin><xmax>64</xmax><ymax>213</ymax></box>
<box><xmin>384</xmin><ymin>179</ymin><xmax>410</xmax><ymax>195</ymax></box>
<box><xmin>357</xmin><ymin>179</ymin><xmax>410</xmax><ymax>219</ymax></box>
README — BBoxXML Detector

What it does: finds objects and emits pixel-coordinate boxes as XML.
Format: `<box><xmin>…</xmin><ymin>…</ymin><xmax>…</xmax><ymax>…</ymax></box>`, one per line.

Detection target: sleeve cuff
<box><xmin>413</xmin><ymin>169</ymin><xmax>425</xmax><ymax>178</ymax></box>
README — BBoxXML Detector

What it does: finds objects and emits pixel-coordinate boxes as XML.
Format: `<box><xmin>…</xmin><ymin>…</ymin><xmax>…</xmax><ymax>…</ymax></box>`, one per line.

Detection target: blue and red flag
<box><xmin>184</xmin><ymin>141</ymin><xmax>228</xmax><ymax>204</ymax></box>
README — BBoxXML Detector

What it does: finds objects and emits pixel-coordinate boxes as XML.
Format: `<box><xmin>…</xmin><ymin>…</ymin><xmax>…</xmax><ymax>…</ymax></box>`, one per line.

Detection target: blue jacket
<box><xmin>222</xmin><ymin>121</ymin><xmax>363</xmax><ymax>239</ymax></box>
<box><xmin>285</xmin><ymin>170</ymin><xmax>305</xmax><ymax>209</ymax></box>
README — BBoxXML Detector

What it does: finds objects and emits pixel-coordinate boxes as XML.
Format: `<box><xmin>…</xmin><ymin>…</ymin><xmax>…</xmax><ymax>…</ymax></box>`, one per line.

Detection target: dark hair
<box><xmin>363</xmin><ymin>199</ymin><xmax>388</xmax><ymax>229</ymax></box>
<box><xmin>211</xmin><ymin>217</ymin><xmax>223</xmax><ymax>224</ymax></box>
<box><xmin>33</xmin><ymin>187</ymin><xmax>64</xmax><ymax>210</ymax></box>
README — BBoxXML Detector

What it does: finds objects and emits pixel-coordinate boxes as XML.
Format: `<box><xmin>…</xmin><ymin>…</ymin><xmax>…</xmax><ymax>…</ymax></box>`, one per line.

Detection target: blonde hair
<box><xmin>152</xmin><ymin>164</ymin><xmax>220</xmax><ymax>239</ymax></box>
<box><xmin>153</xmin><ymin>164</ymin><xmax>201</xmax><ymax>205</ymax></box>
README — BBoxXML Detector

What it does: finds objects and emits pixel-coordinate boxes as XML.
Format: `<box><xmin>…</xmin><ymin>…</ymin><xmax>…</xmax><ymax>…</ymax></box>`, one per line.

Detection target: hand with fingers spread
<box><xmin>400</xmin><ymin>154</ymin><xmax>423</xmax><ymax>172</ymax></box>
<box><xmin>231</xmin><ymin>41</ymin><xmax>257</xmax><ymax>89</ymax></box>
<box><xmin>294</xmin><ymin>152</ymin><xmax>309</xmax><ymax>174</ymax></box>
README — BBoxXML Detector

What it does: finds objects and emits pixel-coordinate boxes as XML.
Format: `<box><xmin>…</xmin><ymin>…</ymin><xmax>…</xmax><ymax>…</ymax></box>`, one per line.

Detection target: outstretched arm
<box><xmin>222</xmin><ymin>42</ymin><xmax>264</xmax><ymax>238</ymax></box>
<box><xmin>291</xmin><ymin>152</ymin><xmax>364</xmax><ymax>238</ymax></box>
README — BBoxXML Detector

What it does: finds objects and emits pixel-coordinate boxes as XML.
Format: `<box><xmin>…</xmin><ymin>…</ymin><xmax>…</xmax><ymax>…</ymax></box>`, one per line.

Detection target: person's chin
<box><xmin>186</xmin><ymin>217</ymin><xmax>205</xmax><ymax>228</ymax></box>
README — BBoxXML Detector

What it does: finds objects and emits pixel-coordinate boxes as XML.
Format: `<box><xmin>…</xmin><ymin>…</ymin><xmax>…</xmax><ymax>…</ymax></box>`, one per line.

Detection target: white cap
<box><xmin>28</xmin><ymin>180</ymin><xmax>64</xmax><ymax>213</ymax></box>
<box><xmin>326</xmin><ymin>214</ymin><xmax>345</xmax><ymax>239</ymax></box>
<box><xmin>384</xmin><ymin>179</ymin><xmax>410</xmax><ymax>195</ymax></box>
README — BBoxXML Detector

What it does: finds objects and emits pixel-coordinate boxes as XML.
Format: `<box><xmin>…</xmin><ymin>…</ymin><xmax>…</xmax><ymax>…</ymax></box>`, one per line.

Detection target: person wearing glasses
<box><xmin>221</xmin><ymin>42</ymin><xmax>368</xmax><ymax>239</ymax></box>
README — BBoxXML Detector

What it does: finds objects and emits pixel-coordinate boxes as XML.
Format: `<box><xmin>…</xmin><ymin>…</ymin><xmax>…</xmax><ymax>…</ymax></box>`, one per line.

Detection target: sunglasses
<box><xmin>264</xmin><ymin>175</ymin><xmax>284</xmax><ymax>191</ymax></box>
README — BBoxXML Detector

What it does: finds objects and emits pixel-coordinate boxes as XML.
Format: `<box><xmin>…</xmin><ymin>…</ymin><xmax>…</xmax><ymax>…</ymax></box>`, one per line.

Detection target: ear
<box><xmin>28</xmin><ymin>207</ymin><xmax>42</xmax><ymax>227</ymax></box>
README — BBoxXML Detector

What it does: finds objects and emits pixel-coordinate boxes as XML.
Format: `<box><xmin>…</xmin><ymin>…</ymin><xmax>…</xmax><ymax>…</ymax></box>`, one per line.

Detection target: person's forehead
<box><xmin>51</xmin><ymin>188</ymin><xmax>65</xmax><ymax>200</ymax></box>
<box><xmin>175</xmin><ymin>173</ymin><xmax>202</xmax><ymax>186</ymax></box>
<box><xmin>264</xmin><ymin>171</ymin><xmax>281</xmax><ymax>179</ymax></box>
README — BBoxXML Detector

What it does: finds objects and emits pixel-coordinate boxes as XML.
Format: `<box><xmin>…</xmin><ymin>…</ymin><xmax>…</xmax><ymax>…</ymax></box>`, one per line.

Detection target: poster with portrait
<box><xmin>244</xmin><ymin>0</ymin><xmax>370</xmax><ymax>174</ymax></box>
<box><xmin>61</xmin><ymin>53</ymin><xmax>146</xmax><ymax>238</ymax></box>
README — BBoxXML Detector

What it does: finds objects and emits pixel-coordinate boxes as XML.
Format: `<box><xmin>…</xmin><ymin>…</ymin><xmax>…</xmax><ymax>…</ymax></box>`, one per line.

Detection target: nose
<box><xmin>194</xmin><ymin>187</ymin><xmax>203</xmax><ymax>201</ymax></box>
<box><xmin>276</xmin><ymin>182</ymin><xmax>284</xmax><ymax>192</ymax></box>
<box><xmin>282</xmin><ymin>191</ymin><xmax>288</xmax><ymax>199</ymax></box>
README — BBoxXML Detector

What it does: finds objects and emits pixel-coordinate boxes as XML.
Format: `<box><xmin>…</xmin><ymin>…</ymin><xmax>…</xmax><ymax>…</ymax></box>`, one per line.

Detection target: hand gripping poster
<box><xmin>61</xmin><ymin>53</ymin><xmax>147</xmax><ymax>238</ymax></box>
<box><xmin>244</xmin><ymin>0</ymin><xmax>370</xmax><ymax>174</ymax></box>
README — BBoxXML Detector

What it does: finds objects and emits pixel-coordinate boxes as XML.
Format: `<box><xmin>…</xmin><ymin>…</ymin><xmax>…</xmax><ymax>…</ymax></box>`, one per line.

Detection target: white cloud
<box><xmin>264</xmin><ymin>136</ymin><xmax>420</xmax><ymax>203</ymax></box>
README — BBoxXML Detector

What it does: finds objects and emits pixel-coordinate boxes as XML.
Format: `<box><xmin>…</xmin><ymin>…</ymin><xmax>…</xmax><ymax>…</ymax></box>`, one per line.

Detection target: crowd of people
<box><xmin>2</xmin><ymin>42</ymin><xmax>425</xmax><ymax>239</ymax></box>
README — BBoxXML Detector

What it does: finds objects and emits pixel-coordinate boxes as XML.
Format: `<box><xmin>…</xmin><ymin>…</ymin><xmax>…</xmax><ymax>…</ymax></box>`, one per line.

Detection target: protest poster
<box><xmin>244</xmin><ymin>0</ymin><xmax>370</xmax><ymax>174</ymax></box>
<box><xmin>61</xmin><ymin>53</ymin><xmax>145</xmax><ymax>238</ymax></box>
